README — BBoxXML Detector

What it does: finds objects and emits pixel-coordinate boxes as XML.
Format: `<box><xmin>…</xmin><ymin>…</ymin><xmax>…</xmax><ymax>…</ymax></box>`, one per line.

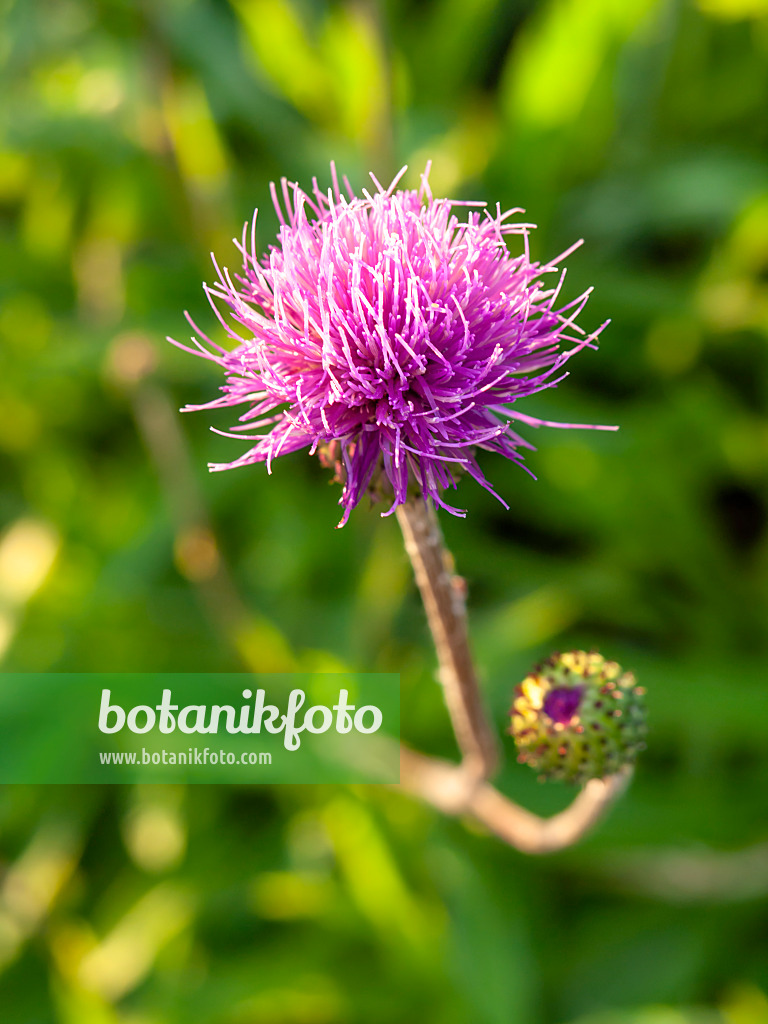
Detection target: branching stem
<box><xmin>395</xmin><ymin>496</ymin><xmax>628</xmax><ymax>853</ymax></box>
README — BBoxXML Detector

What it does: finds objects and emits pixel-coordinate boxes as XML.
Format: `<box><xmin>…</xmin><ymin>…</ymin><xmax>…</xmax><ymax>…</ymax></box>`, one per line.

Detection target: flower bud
<box><xmin>510</xmin><ymin>650</ymin><xmax>647</xmax><ymax>783</ymax></box>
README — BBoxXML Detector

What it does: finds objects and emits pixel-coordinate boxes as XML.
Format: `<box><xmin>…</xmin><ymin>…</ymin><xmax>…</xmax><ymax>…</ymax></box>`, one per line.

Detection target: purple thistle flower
<box><xmin>171</xmin><ymin>165</ymin><xmax>616</xmax><ymax>527</ymax></box>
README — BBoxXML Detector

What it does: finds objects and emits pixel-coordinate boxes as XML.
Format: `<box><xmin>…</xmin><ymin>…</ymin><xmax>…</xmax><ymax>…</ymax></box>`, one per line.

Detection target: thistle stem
<box><xmin>395</xmin><ymin>497</ymin><xmax>498</xmax><ymax>779</ymax></box>
<box><xmin>395</xmin><ymin>495</ymin><xmax>629</xmax><ymax>852</ymax></box>
<box><xmin>398</xmin><ymin>746</ymin><xmax>632</xmax><ymax>855</ymax></box>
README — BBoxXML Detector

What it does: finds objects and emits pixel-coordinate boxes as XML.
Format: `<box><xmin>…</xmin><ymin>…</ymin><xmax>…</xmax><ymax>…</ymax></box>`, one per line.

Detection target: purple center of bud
<box><xmin>543</xmin><ymin>686</ymin><xmax>583</xmax><ymax>725</ymax></box>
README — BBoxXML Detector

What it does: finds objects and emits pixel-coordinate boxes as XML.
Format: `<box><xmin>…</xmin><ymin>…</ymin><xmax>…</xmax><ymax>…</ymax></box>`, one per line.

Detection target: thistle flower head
<box><xmin>172</xmin><ymin>165</ymin><xmax>614</xmax><ymax>526</ymax></box>
<box><xmin>511</xmin><ymin>650</ymin><xmax>647</xmax><ymax>784</ymax></box>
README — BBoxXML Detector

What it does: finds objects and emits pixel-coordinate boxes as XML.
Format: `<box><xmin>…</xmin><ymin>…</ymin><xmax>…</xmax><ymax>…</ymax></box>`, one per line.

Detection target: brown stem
<box><xmin>395</xmin><ymin>496</ymin><xmax>629</xmax><ymax>852</ymax></box>
<box><xmin>395</xmin><ymin>497</ymin><xmax>498</xmax><ymax>778</ymax></box>
<box><xmin>399</xmin><ymin>746</ymin><xmax>631</xmax><ymax>855</ymax></box>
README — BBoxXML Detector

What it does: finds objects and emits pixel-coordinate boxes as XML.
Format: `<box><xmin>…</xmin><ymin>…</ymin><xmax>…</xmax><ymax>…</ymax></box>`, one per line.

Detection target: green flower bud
<box><xmin>510</xmin><ymin>650</ymin><xmax>647</xmax><ymax>784</ymax></box>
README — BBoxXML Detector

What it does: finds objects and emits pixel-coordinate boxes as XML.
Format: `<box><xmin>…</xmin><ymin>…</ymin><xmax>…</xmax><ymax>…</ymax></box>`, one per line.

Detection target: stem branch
<box><xmin>395</xmin><ymin>495</ymin><xmax>628</xmax><ymax>853</ymax></box>
<box><xmin>399</xmin><ymin>746</ymin><xmax>631</xmax><ymax>855</ymax></box>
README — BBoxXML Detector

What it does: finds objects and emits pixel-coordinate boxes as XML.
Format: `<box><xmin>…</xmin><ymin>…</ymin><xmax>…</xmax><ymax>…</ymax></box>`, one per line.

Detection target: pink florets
<box><xmin>171</xmin><ymin>165</ymin><xmax>615</xmax><ymax>526</ymax></box>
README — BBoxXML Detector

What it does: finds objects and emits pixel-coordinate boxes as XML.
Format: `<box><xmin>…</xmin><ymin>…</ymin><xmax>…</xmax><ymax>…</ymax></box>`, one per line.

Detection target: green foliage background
<box><xmin>2</xmin><ymin>0</ymin><xmax>768</xmax><ymax>1020</ymax></box>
